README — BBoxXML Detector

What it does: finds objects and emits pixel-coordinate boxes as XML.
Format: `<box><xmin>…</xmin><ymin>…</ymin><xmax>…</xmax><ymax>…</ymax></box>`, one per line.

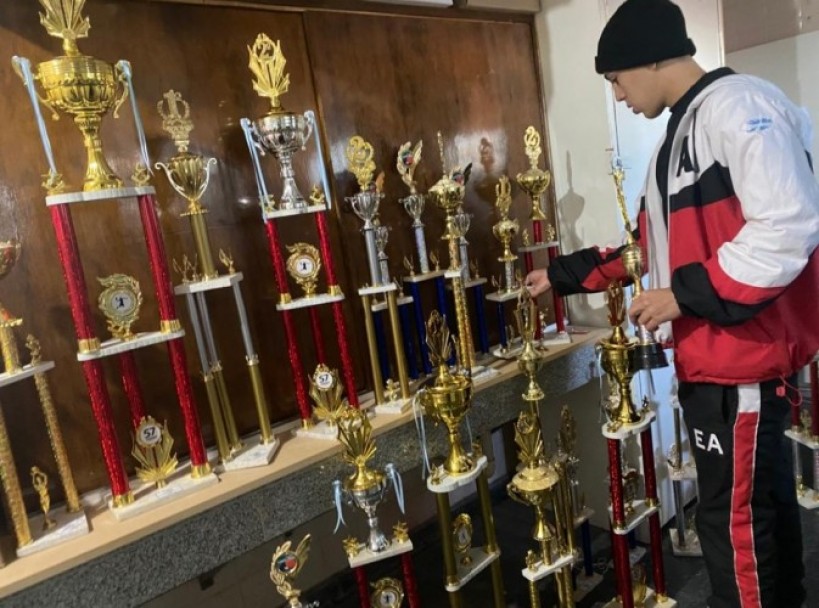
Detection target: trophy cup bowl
<box><xmin>419</xmin><ymin>374</ymin><xmax>474</xmax><ymax>475</ymax></box>
<box><xmin>428</xmin><ymin>180</ymin><xmax>464</xmax><ymax>216</ymax></box>
<box><xmin>344</xmin><ymin>468</ymin><xmax>391</xmax><ymax>553</ymax></box>
<box><xmin>493</xmin><ymin>217</ymin><xmax>519</xmax><ymax>263</ymax></box>
<box><xmin>599</xmin><ymin>338</ymin><xmax>641</xmax><ymax>425</ymax></box>
<box><xmin>0</xmin><ymin>241</ymin><xmax>21</xmax><ymax>279</ymax></box>
<box><xmin>508</xmin><ymin>464</ymin><xmax>559</xmax><ymax>545</ymax></box>
<box><xmin>621</xmin><ymin>242</ymin><xmax>668</xmax><ymax>370</ymax></box>
<box><xmin>254</xmin><ymin>111</ymin><xmax>312</xmax><ymax>156</ymax></box>
<box><xmin>36</xmin><ymin>55</ymin><xmax>127</xmax><ymax>191</ymax></box>
<box><xmin>155</xmin><ymin>153</ymin><xmax>216</xmax><ymax>207</ymax></box>
<box><xmin>348</xmin><ymin>191</ymin><xmax>383</xmax><ymax>229</ymax></box>
<box><xmin>518</xmin><ymin>341</ymin><xmax>544</xmax><ymax>402</ymax></box>
<box><xmin>401</xmin><ymin>193</ymin><xmax>426</xmax><ymax>225</ymax></box>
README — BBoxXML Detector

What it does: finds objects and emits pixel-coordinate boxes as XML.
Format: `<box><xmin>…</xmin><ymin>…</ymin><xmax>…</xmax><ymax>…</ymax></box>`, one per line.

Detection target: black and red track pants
<box><xmin>679</xmin><ymin>376</ymin><xmax>806</xmax><ymax>608</ymax></box>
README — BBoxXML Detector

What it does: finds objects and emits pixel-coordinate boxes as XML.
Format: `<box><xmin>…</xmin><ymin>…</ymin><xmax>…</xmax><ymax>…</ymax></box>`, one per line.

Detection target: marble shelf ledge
<box><xmin>262</xmin><ymin>203</ymin><xmax>326</xmax><ymax>220</ymax></box>
<box><xmin>76</xmin><ymin>330</ymin><xmax>186</xmax><ymax>362</ymax></box>
<box><xmin>0</xmin><ymin>362</ymin><xmax>55</xmax><ymax>389</ymax></box>
<box><xmin>46</xmin><ymin>186</ymin><xmax>156</xmax><ymax>206</ymax></box>
<box><xmin>601</xmin><ymin>410</ymin><xmax>657</xmax><ymax>440</ymax></box>
<box><xmin>174</xmin><ymin>272</ymin><xmax>243</xmax><ymax>295</ymax></box>
<box><xmin>0</xmin><ymin>327</ymin><xmax>607</xmax><ymax>608</ymax></box>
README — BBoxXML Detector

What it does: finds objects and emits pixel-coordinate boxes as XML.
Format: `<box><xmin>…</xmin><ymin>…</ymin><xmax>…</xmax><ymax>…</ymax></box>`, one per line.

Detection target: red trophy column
<box><xmin>50</xmin><ymin>204</ymin><xmax>131</xmax><ymax>502</ymax></box>
<box><xmin>118</xmin><ymin>352</ymin><xmax>147</xmax><ymax>428</ymax></box>
<box><xmin>400</xmin><ymin>552</ymin><xmax>421</xmax><ymax>608</ymax></box>
<box><xmin>547</xmin><ymin>245</ymin><xmax>566</xmax><ymax>333</ymax></box>
<box><xmin>641</xmin><ymin>428</ymin><xmax>667</xmax><ymax>598</ymax></box>
<box><xmin>138</xmin><ymin>194</ymin><xmax>207</xmax><ymax>471</ymax></box>
<box><xmin>608</xmin><ymin>437</ymin><xmax>633</xmax><ymax>608</ymax></box>
<box><xmin>354</xmin><ymin>566</ymin><xmax>371</xmax><ymax>608</ymax></box>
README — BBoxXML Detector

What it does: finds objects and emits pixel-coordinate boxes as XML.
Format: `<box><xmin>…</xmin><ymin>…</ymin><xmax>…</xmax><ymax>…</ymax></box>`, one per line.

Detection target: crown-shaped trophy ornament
<box><xmin>610</xmin><ymin>156</ymin><xmax>668</xmax><ymax>371</ymax></box>
<box><xmin>155</xmin><ymin>90</ymin><xmax>219</xmax><ymax>280</ymax></box>
<box><xmin>246</xmin><ymin>34</ymin><xmax>314</xmax><ymax>210</ymax></box>
<box><xmin>332</xmin><ymin>408</ymin><xmax>405</xmax><ymax>554</ymax></box>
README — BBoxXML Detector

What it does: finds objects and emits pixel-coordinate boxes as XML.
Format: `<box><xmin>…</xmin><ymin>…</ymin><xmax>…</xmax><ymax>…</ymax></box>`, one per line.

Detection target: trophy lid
<box><xmin>38</xmin><ymin>0</ymin><xmax>91</xmax><ymax>57</ymax></box>
<box><xmin>248</xmin><ymin>33</ymin><xmax>291</xmax><ymax>115</ymax></box>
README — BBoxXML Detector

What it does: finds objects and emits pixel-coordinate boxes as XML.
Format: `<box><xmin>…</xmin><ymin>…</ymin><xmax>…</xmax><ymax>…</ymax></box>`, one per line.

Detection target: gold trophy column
<box><xmin>360</xmin><ymin>293</ymin><xmax>385</xmax><ymax>405</ymax></box>
<box><xmin>203</xmin><ymin>370</ymin><xmax>231</xmax><ymax>459</ymax></box>
<box><xmin>477</xmin><ymin>468</ymin><xmax>506</xmax><ymax>608</ymax></box>
<box><xmin>385</xmin><ymin>290</ymin><xmax>410</xmax><ymax>399</ymax></box>
<box><xmin>435</xmin><ymin>492</ymin><xmax>463</xmax><ymax>608</ymax></box>
<box><xmin>0</xmin><ymin>401</ymin><xmax>31</xmax><ymax>547</ymax></box>
<box><xmin>247</xmin><ymin>355</ymin><xmax>272</xmax><ymax>444</ymax></box>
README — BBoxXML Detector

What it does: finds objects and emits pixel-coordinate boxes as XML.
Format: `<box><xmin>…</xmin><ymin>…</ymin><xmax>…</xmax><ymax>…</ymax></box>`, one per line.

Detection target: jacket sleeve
<box><xmin>671</xmin><ymin>89</ymin><xmax>819</xmax><ymax>325</ymax></box>
<box><xmin>548</xmin><ymin>202</ymin><xmax>647</xmax><ymax>296</ymax></box>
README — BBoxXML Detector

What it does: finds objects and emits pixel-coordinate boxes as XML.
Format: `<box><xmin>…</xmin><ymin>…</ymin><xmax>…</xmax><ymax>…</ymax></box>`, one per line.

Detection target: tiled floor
<box><xmin>306</xmin><ymin>482</ymin><xmax>819</xmax><ymax>607</ymax></box>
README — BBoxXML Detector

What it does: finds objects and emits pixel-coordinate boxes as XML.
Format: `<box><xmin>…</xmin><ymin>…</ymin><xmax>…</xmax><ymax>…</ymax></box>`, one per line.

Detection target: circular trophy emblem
<box><xmin>315</xmin><ymin>370</ymin><xmax>335</xmax><ymax>391</ymax></box>
<box><xmin>135</xmin><ymin>418</ymin><xmax>164</xmax><ymax>448</ymax></box>
<box><xmin>370</xmin><ymin>577</ymin><xmax>404</xmax><ymax>608</ymax></box>
<box><xmin>274</xmin><ymin>551</ymin><xmax>300</xmax><ymax>576</ymax></box>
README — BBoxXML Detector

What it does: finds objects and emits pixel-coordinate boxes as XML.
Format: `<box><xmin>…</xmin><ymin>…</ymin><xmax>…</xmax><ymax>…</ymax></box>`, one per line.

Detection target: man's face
<box><xmin>605</xmin><ymin>66</ymin><xmax>665</xmax><ymax>119</ymax></box>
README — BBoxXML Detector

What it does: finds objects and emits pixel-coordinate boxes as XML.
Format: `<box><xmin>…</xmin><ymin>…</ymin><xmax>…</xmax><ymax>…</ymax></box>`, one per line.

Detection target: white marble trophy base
<box><xmin>294</xmin><ymin>420</ymin><xmax>342</xmax><ymax>441</ymax></box>
<box><xmin>540</xmin><ymin>331</ymin><xmax>572</xmax><ymax>346</ymax></box>
<box><xmin>263</xmin><ymin>203</ymin><xmax>326</xmax><ymax>219</ymax></box>
<box><xmin>603</xmin><ymin>588</ymin><xmax>677</xmax><ymax>608</ymax></box>
<box><xmin>16</xmin><ymin>506</ymin><xmax>90</xmax><ymax>557</ymax></box>
<box><xmin>797</xmin><ymin>488</ymin><xmax>819</xmax><ymax>510</ymax></box>
<box><xmin>77</xmin><ymin>329</ymin><xmax>186</xmax><ymax>361</ymax></box>
<box><xmin>174</xmin><ymin>272</ymin><xmax>243</xmax><ymax>295</ymax></box>
<box><xmin>574</xmin><ymin>505</ymin><xmax>595</xmax><ymax>528</ymax></box>
<box><xmin>485</xmin><ymin>289</ymin><xmax>521</xmax><ymax>303</ymax></box>
<box><xmin>521</xmin><ymin>550</ymin><xmax>575</xmax><ymax>582</ymax></box>
<box><xmin>668</xmin><ymin>460</ymin><xmax>697</xmax><ymax>481</ymax></box>
<box><xmin>669</xmin><ymin>528</ymin><xmax>703</xmax><ymax>557</ymax></box>
<box><xmin>518</xmin><ymin>240</ymin><xmax>559</xmax><ymax>253</ymax></box>
<box><xmin>371</xmin><ymin>294</ymin><xmax>413</xmax><ymax>312</ymax></box>
<box><xmin>403</xmin><ymin>270</ymin><xmax>446</xmax><ymax>283</ymax></box>
<box><xmin>608</xmin><ymin>499</ymin><xmax>660</xmax><ymax>535</ymax></box>
<box><xmin>446</xmin><ymin>547</ymin><xmax>500</xmax><ymax>591</ymax></box>
<box><xmin>785</xmin><ymin>428</ymin><xmax>819</xmax><ymax>450</ymax></box>
<box><xmin>471</xmin><ymin>366</ymin><xmax>500</xmax><ymax>385</ymax></box>
<box><xmin>107</xmin><ymin>463</ymin><xmax>219</xmax><ymax>521</ymax></box>
<box><xmin>574</xmin><ymin>571</ymin><xmax>605</xmax><ymax>601</ymax></box>
<box><xmin>427</xmin><ymin>455</ymin><xmax>488</xmax><ymax>494</ymax></box>
<box><xmin>0</xmin><ymin>361</ymin><xmax>55</xmax><ymax>388</ymax></box>
<box><xmin>276</xmin><ymin>293</ymin><xmax>345</xmax><ymax>311</ymax></box>
<box><xmin>601</xmin><ymin>410</ymin><xmax>656</xmax><ymax>440</ymax></box>
<box><xmin>491</xmin><ymin>341</ymin><xmax>523</xmax><ymax>360</ymax></box>
<box><xmin>374</xmin><ymin>397</ymin><xmax>412</xmax><ymax>415</ymax></box>
<box><xmin>219</xmin><ymin>433</ymin><xmax>280</xmax><ymax>471</ymax></box>
<box><xmin>348</xmin><ymin>538</ymin><xmax>414</xmax><ymax>568</ymax></box>
<box><xmin>46</xmin><ymin>185</ymin><xmax>156</xmax><ymax>206</ymax></box>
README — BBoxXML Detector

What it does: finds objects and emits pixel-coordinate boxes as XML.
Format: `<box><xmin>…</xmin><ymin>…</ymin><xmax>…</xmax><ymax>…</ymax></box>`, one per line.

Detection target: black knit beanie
<box><xmin>595</xmin><ymin>0</ymin><xmax>696</xmax><ymax>74</ymax></box>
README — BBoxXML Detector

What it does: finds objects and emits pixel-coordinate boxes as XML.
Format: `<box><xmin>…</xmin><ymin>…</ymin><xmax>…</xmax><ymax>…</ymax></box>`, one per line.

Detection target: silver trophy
<box><xmin>332</xmin><ymin>408</ymin><xmax>405</xmax><ymax>553</ymax></box>
<box><xmin>397</xmin><ymin>141</ymin><xmax>430</xmax><ymax>274</ymax></box>
<box><xmin>246</xmin><ymin>34</ymin><xmax>316</xmax><ymax>211</ymax></box>
<box><xmin>347</xmin><ymin>136</ymin><xmax>385</xmax><ymax>286</ymax></box>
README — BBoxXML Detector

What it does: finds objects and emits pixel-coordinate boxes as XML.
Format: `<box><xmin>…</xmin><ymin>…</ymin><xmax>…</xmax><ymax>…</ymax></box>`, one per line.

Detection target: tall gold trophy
<box><xmin>416</xmin><ymin>311</ymin><xmax>504</xmax><ymax>608</ymax></box>
<box><xmin>609</xmin><ymin>158</ymin><xmax>667</xmax><ymax>370</ymax></box>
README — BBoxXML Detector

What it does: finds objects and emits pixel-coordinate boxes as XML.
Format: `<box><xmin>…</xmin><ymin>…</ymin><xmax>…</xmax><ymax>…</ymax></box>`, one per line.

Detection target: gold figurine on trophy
<box><xmin>30</xmin><ymin>466</ymin><xmax>56</xmax><ymax>531</ymax></box>
<box><xmin>270</xmin><ymin>534</ymin><xmax>311</xmax><ymax>608</ymax></box>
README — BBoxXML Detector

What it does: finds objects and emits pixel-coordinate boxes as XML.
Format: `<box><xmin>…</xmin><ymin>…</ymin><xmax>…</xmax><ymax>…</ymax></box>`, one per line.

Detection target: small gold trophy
<box><xmin>599</xmin><ymin>281</ymin><xmax>641</xmax><ymax>428</ymax></box>
<box><xmin>155</xmin><ymin>89</ymin><xmax>219</xmax><ymax>280</ymax></box>
<box><xmin>492</xmin><ymin>176</ymin><xmax>520</xmax><ymax>293</ymax></box>
<box><xmin>286</xmin><ymin>243</ymin><xmax>322</xmax><ymax>298</ymax></box>
<box><xmin>131</xmin><ymin>416</ymin><xmax>178</xmax><ymax>489</ymax></box>
<box><xmin>417</xmin><ymin>311</ymin><xmax>474</xmax><ymax>476</ymax></box>
<box><xmin>452</xmin><ymin>513</ymin><xmax>474</xmax><ymax>566</ymax></box>
<box><xmin>30</xmin><ymin>466</ymin><xmax>56</xmax><ymax>531</ymax></box>
<box><xmin>14</xmin><ymin>0</ymin><xmax>130</xmax><ymax>192</ymax></box>
<box><xmin>308</xmin><ymin>364</ymin><xmax>347</xmax><ymax>427</ymax></box>
<box><xmin>516</xmin><ymin>127</ymin><xmax>552</xmax><ymax>225</ymax></box>
<box><xmin>97</xmin><ymin>274</ymin><xmax>143</xmax><ymax>340</ymax></box>
<box><xmin>514</xmin><ymin>289</ymin><xmax>545</xmax><ymax>408</ymax></box>
<box><xmin>270</xmin><ymin>534</ymin><xmax>311</xmax><ymax>608</ymax></box>
<box><xmin>371</xmin><ymin>577</ymin><xmax>405</xmax><ymax>608</ymax></box>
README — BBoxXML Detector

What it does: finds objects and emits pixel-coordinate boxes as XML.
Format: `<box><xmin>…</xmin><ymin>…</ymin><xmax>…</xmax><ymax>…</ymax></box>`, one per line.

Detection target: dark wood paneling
<box><xmin>0</xmin><ymin>0</ymin><xmax>550</xmax><ymax>499</ymax></box>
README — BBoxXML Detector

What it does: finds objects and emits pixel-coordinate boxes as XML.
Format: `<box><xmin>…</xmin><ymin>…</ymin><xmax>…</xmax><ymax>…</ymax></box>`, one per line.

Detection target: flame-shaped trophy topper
<box><xmin>346</xmin><ymin>135</ymin><xmax>377</xmax><ymax>192</ymax></box>
<box><xmin>38</xmin><ymin>0</ymin><xmax>91</xmax><ymax>56</ymax></box>
<box><xmin>337</xmin><ymin>407</ymin><xmax>380</xmax><ymax>491</ymax></box>
<box><xmin>396</xmin><ymin>140</ymin><xmax>423</xmax><ymax>195</ymax></box>
<box><xmin>248</xmin><ymin>33</ymin><xmax>291</xmax><ymax>114</ymax></box>
<box><xmin>308</xmin><ymin>364</ymin><xmax>347</xmax><ymax>427</ymax></box>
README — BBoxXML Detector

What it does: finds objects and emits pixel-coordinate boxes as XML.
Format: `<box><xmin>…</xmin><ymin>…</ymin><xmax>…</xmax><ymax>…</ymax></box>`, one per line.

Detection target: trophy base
<box><xmin>276</xmin><ymin>292</ymin><xmax>345</xmax><ymax>311</ymax></box>
<box><xmin>784</xmin><ymin>428</ymin><xmax>819</xmax><ymax>451</ymax></box>
<box><xmin>427</xmin><ymin>455</ymin><xmax>488</xmax><ymax>494</ymax></box>
<box><xmin>262</xmin><ymin>202</ymin><xmax>326</xmax><ymax>220</ymax></box>
<box><xmin>295</xmin><ymin>420</ymin><xmax>341</xmax><ymax>441</ymax></box>
<box><xmin>402</xmin><ymin>269</ymin><xmax>446</xmax><ymax>283</ymax></box>
<box><xmin>0</xmin><ymin>361</ymin><xmax>55</xmax><ymax>388</ymax></box>
<box><xmin>347</xmin><ymin>537</ymin><xmax>414</xmax><ymax>568</ymax></box>
<box><xmin>45</xmin><ymin>185</ymin><xmax>156</xmax><ymax>207</ymax></box>
<box><xmin>471</xmin><ymin>365</ymin><xmax>501</xmax><ymax>386</ymax></box>
<box><xmin>485</xmin><ymin>289</ymin><xmax>521</xmax><ymax>303</ymax></box>
<box><xmin>518</xmin><ymin>240</ymin><xmax>559</xmax><ymax>253</ymax></box>
<box><xmin>370</xmin><ymin>294</ymin><xmax>413</xmax><ymax>312</ymax></box>
<box><xmin>540</xmin><ymin>330</ymin><xmax>572</xmax><ymax>346</ymax></box>
<box><xmin>15</xmin><ymin>507</ymin><xmax>90</xmax><ymax>558</ymax></box>
<box><xmin>106</xmin><ymin>462</ymin><xmax>219</xmax><ymax>521</ymax></box>
<box><xmin>574</xmin><ymin>571</ymin><xmax>605</xmax><ymax>602</ymax></box>
<box><xmin>219</xmin><ymin>433</ymin><xmax>280</xmax><ymax>471</ymax></box>
<box><xmin>796</xmin><ymin>488</ymin><xmax>819</xmax><ymax>510</ymax></box>
<box><xmin>491</xmin><ymin>341</ymin><xmax>523</xmax><ymax>360</ymax></box>
<box><xmin>76</xmin><ymin>329</ymin><xmax>186</xmax><ymax>361</ymax></box>
<box><xmin>668</xmin><ymin>460</ymin><xmax>697</xmax><ymax>481</ymax></box>
<box><xmin>520</xmin><ymin>549</ymin><xmax>575</xmax><ymax>582</ymax></box>
<box><xmin>669</xmin><ymin>528</ymin><xmax>703</xmax><ymax>557</ymax></box>
<box><xmin>174</xmin><ymin>272</ymin><xmax>243</xmax><ymax>295</ymax></box>
<box><xmin>608</xmin><ymin>499</ymin><xmax>661</xmax><ymax>535</ymax></box>
<box><xmin>374</xmin><ymin>397</ymin><xmax>412</xmax><ymax>415</ymax></box>
<box><xmin>631</xmin><ymin>342</ymin><xmax>669</xmax><ymax>370</ymax></box>
<box><xmin>445</xmin><ymin>546</ymin><xmax>500</xmax><ymax>592</ymax></box>
<box><xmin>601</xmin><ymin>410</ymin><xmax>656</xmax><ymax>440</ymax></box>
<box><xmin>603</xmin><ymin>588</ymin><xmax>677</xmax><ymax>608</ymax></box>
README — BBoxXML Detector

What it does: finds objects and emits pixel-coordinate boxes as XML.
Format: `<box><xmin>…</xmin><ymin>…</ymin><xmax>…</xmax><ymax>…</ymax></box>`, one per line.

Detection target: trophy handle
<box><xmin>506</xmin><ymin>482</ymin><xmax>528</xmax><ymax>507</ymax></box>
<box><xmin>302</xmin><ymin>112</ymin><xmax>314</xmax><ymax>151</ymax></box>
<box><xmin>11</xmin><ymin>56</ymin><xmax>58</xmax><ymax>120</ymax></box>
<box><xmin>112</xmin><ymin>62</ymin><xmax>131</xmax><ymax>119</ymax></box>
<box><xmin>332</xmin><ymin>480</ymin><xmax>347</xmax><ymax>533</ymax></box>
<box><xmin>385</xmin><ymin>463</ymin><xmax>405</xmax><ymax>514</ymax></box>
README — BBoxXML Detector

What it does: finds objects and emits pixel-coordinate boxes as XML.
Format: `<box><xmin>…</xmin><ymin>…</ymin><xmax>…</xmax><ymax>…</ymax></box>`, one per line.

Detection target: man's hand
<box><xmin>525</xmin><ymin>269</ymin><xmax>551</xmax><ymax>297</ymax></box>
<box><xmin>628</xmin><ymin>288</ymin><xmax>682</xmax><ymax>331</ymax></box>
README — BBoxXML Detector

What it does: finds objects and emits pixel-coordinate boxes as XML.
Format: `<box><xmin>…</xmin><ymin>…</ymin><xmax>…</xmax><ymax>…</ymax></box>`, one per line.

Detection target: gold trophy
<box><xmin>155</xmin><ymin>90</ymin><xmax>219</xmax><ymax>280</ymax></box>
<box><xmin>270</xmin><ymin>534</ymin><xmax>311</xmax><ymax>608</ymax></box>
<box><xmin>131</xmin><ymin>416</ymin><xmax>178</xmax><ymax>489</ymax></box>
<box><xmin>516</xmin><ymin>127</ymin><xmax>554</xmax><ymax>236</ymax></box>
<box><xmin>598</xmin><ymin>281</ymin><xmax>641</xmax><ymax>428</ymax></box>
<box><xmin>30</xmin><ymin>467</ymin><xmax>56</xmax><ymax>531</ymax></box>
<box><xmin>97</xmin><ymin>274</ymin><xmax>143</xmax><ymax>340</ymax></box>
<box><xmin>286</xmin><ymin>243</ymin><xmax>322</xmax><ymax>298</ymax></box>
<box><xmin>308</xmin><ymin>364</ymin><xmax>347</xmax><ymax>428</ymax></box>
<box><xmin>12</xmin><ymin>0</ymin><xmax>131</xmax><ymax>192</ymax></box>
<box><xmin>417</xmin><ymin>311</ymin><xmax>474</xmax><ymax>476</ymax></box>
<box><xmin>514</xmin><ymin>289</ymin><xmax>545</xmax><ymax>409</ymax></box>
<box><xmin>507</xmin><ymin>411</ymin><xmax>576</xmax><ymax>607</ymax></box>
<box><xmin>492</xmin><ymin>176</ymin><xmax>520</xmax><ymax>294</ymax></box>
<box><xmin>609</xmin><ymin>157</ymin><xmax>668</xmax><ymax>370</ymax></box>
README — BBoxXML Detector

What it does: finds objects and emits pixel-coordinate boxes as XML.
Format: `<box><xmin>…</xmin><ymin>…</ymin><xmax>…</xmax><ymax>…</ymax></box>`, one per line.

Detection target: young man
<box><xmin>526</xmin><ymin>0</ymin><xmax>819</xmax><ymax>606</ymax></box>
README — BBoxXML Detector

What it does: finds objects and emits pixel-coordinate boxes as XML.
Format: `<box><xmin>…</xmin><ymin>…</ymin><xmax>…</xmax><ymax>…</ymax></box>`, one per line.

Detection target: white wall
<box><xmin>728</xmin><ymin>29</ymin><xmax>819</xmax><ymax>162</ymax></box>
<box><xmin>535</xmin><ymin>0</ymin><xmax>723</xmax><ymax>532</ymax></box>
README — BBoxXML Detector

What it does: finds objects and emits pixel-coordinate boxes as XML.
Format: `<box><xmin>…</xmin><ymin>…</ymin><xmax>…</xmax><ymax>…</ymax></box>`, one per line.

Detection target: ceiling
<box><xmin>722</xmin><ymin>0</ymin><xmax>819</xmax><ymax>52</ymax></box>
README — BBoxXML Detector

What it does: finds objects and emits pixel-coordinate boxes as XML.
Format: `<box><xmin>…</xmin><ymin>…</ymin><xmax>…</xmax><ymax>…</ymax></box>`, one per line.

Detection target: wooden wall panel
<box><xmin>0</xmin><ymin>0</ymin><xmax>548</xmax><ymax>499</ymax></box>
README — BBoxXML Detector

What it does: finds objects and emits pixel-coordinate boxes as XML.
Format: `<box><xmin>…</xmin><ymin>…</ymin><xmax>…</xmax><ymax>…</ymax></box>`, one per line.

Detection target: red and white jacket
<box><xmin>549</xmin><ymin>68</ymin><xmax>819</xmax><ymax>384</ymax></box>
